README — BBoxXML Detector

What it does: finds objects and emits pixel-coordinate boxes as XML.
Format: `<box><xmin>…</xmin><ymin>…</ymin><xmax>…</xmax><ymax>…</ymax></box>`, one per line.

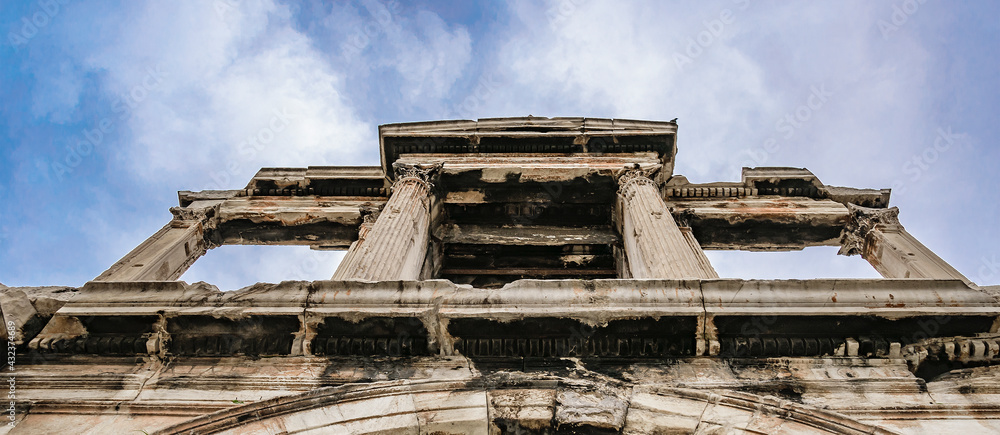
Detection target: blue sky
<box><xmin>1</xmin><ymin>0</ymin><xmax>998</xmax><ymax>290</ymax></box>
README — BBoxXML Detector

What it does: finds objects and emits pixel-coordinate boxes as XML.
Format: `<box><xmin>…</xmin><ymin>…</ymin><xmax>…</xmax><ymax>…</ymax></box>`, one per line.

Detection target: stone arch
<box><xmin>155</xmin><ymin>376</ymin><xmax>899</xmax><ymax>434</ymax></box>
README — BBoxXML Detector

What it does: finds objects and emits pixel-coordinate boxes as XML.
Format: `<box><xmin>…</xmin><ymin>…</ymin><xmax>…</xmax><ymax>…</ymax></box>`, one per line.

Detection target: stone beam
<box><xmin>616</xmin><ymin>168</ymin><xmax>717</xmax><ymax>279</ymax></box>
<box><xmin>439</xmin><ymin>224</ymin><xmax>618</xmax><ymax>246</ymax></box>
<box><xmin>206</xmin><ymin>196</ymin><xmax>385</xmax><ymax>249</ymax></box>
<box><xmin>217</xmin><ymin>196</ymin><xmax>378</xmax><ymax>226</ymax></box>
<box><xmin>94</xmin><ymin>204</ymin><xmax>218</xmax><ymax>281</ymax></box>
<box><xmin>38</xmin><ymin>279</ymin><xmax>1000</xmax><ymax>326</ymax></box>
<box><xmin>395</xmin><ymin>154</ymin><xmax>662</xmax><ymax>183</ymax></box>
<box><xmin>667</xmin><ymin>197</ymin><xmax>850</xmax><ymax>251</ymax></box>
<box><xmin>332</xmin><ymin>165</ymin><xmax>438</xmax><ymax>281</ymax></box>
<box><xmin>839</xmin><ymin>205</ymin><xmax>972</xmax><ymax>285</ymax></box>
<box><xmin>380</xmin><ymin>117</ymin><xmax>678</xmax><ymax>180</ymax></box>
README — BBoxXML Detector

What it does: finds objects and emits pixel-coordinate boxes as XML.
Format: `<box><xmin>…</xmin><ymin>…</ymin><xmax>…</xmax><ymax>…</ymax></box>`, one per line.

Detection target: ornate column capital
<box><xmin>169</xmin><ymin>203</ymin><xmax>219</xmax><ymax>222</ymax></box>
<box><xmin>616</xmin><ymin>165</ymin><xmax>658</xmax><ymax>195</ymax></box>
<box><xmin>391</xmin><ymin>163</ymin><xmax>442</xmax><ymax>193</ymax></box>
<box><xmin>838</xmin><ymin>204</ymin><xmax>900</xmax><ymax>256</ymax></box>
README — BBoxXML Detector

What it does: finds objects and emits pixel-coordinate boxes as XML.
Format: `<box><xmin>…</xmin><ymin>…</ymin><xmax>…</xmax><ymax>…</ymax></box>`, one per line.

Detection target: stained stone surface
<box><xmin>7</xmin><ymin>117</ymin><xmax>999</xmax><ymax>434</ymax></box>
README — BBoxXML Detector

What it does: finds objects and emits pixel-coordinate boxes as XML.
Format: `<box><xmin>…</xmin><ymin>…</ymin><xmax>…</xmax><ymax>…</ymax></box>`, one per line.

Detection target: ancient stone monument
<box><xmin>4</xmin><ymin>117</ymin><xmax>1000</xmax><ymax>433</ymax></box>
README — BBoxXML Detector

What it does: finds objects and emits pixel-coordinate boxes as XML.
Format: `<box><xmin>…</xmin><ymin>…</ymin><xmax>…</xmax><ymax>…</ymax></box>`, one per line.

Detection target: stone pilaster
<box><xmin>616</xmin><ymin>168</ymin><xmax>718</xmax><ymax>279</ymax></box>
<box><xmin>839</xmin><ymin>204</ymin><xmax>971</xmax><ymax>285</ymax></box>
<box><xmin>332</xmin><ymin>164</ymin><xmax>438</xmax><ymax>281</ymax></box>
<box><xmin>94</xmin><ymin>203</ymin><xmax>218</xmax><ymax>281</ymax></box>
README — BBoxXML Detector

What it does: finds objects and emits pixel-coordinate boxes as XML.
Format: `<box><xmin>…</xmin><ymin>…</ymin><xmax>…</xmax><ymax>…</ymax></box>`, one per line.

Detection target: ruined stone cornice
<box><xmin>53</xmin><ymin>279</ymin><xmax>996</xmax><ymax>319</ymax></box>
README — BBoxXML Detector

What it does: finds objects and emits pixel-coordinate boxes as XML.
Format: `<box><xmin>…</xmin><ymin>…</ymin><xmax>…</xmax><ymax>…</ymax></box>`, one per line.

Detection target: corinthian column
<box><xmin>616</xmin><ymin>168</ymin><xmax>718</xmax><ymax>279</ymax></box>
<box><xmin>839</xmin><ymin>204</ymin><xmax>971</xmax><ymax>285</ymax></box>
<box><xmin>95</xmin><ymin>203</ymin><xmax>218</xmax><ymax>281</ymax></box>
<box><xmin>332</xmin><ymin>165</ymin><xmax>438</xmax><ymax>281</ymax></box>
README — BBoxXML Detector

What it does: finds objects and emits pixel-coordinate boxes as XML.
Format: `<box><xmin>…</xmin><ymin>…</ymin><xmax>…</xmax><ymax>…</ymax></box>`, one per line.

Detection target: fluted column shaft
<box><xmin>840</xmin><ymin>205</ymin><xmax>971</xmax><ymax>285</ymax></box>
<box><xmin>95</xmin><ymin>204</ymin><xmax>217</xmax><ymax>281</ymax></box>
<box><xmin>616</xmin><ymin>170</ymin><xmax>718</xmax><ymax>279</ymax></box>
<box><xmin>332</xmin><ymin>167</ymin><xmax>435</xmax><ymax>281</ymax></box>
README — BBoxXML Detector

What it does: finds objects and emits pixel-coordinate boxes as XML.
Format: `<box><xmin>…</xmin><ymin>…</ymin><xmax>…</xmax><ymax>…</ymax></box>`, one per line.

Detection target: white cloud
<box><xmin>486</xmin><ymin>0</ymin><xmax>944</xmax><ymax>189</ymax></box>
<box><xmin>382</xmin><ymin>10</ymin><xmax>473</xmax><ymax>102</ymax></box>
<box><xmin>492</xmin><ymin>1</ymin><xmax>783</xmax><ymax>179</ymax></box>
<box><xmin>80</xmin><ymin>0</ymin><xmax>375</xmax><ymax>188</ymax></box>
<box><xmin>319</xmin><ymin>0</ymin><xmax>474</xmax><ymax>110</ymax></box>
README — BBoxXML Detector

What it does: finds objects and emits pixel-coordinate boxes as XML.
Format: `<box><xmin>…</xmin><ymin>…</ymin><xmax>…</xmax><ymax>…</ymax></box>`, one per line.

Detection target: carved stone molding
<box><xmin>838</xmin><ymin>204</ymin><xmax>900</xmax><ymax>256</ymax></box>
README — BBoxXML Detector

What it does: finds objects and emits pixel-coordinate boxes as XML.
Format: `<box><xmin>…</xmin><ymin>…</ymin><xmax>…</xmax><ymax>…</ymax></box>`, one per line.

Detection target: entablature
<box><xmin>380</xmin><ymin>117</ymin><xmax>678</xmax><ymax>183</ymax></box>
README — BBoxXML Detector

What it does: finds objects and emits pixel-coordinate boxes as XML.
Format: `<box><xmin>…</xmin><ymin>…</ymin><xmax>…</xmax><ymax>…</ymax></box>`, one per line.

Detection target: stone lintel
<box><xmin>47</xmin><ymin>279</ymin><xmax>999</xmax><ymax>319</ymax></box>
<box><xmin>439</xmin><ymin>224</ymin><xmax>619</xmax><ymax>246</ymax></box>
<box><xmin>217</xmin><ymin>196</ymin><xmax>379</xmax><ymax>226</ymax></box>
<box><xmin>394</xmin><ymin>153</ymin><xmax>662</xmax><ymax>183</ymax></box>
<box><xmin>668</xmin><ymin>197</ymin><xmax>850</xmax><ymax>251</ymax></box>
